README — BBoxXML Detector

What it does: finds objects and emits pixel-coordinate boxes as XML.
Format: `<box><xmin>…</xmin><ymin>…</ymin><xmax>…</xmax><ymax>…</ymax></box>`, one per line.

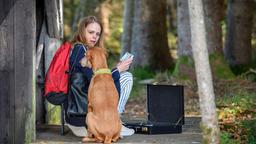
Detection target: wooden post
<box><xmin>43</xmin><ymin>0</ymin><xmax>64</xmax><ymax>125</ymax></box>
<box><xmin>44</xmin><ymin>0</ymin><xmax>63</xmax><ymax>39</ymax></box>
<box><xmin>0</xmin><ymin>0</ymin><xmax>36</xmax><ymax>143</ymax></box>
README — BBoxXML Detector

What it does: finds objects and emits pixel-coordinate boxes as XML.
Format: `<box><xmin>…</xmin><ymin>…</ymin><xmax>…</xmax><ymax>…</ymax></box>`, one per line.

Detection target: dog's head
<box><xmin>80</xmin><ymin>47</ymin><xmax>108</xmax><ymax>70</ymax></box>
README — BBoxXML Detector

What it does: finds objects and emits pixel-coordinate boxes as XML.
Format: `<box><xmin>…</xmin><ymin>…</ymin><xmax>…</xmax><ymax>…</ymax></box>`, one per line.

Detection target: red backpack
<box><xmin>44</xmin><ymin>42</ymin><xmax>72</xmax><ymax>96</ymax></box>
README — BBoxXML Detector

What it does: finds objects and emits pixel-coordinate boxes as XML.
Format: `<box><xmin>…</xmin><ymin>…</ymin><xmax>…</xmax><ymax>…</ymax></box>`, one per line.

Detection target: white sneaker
<box><xmin>120</xmin><ymin>125</ymin><xmax>135</xmax><ymax>136</ymax></box>
<box><xmin>66</xmin><ymin>123</ymin><xmax>87</xmax><ymax>137</ymax></box>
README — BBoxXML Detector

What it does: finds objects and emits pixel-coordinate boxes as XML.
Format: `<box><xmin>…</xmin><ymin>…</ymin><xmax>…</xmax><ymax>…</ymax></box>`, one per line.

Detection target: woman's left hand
<box><xmin>116</xmin><ymin>57</ymin><xmax>133</xmax><ymax>73</ymax></box>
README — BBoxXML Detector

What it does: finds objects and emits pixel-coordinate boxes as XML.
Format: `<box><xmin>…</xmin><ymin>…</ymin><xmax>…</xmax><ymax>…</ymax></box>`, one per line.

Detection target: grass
<box><xmin>221</xmin><ymin>132</ymin><xmax>240</xmax><ymax>144</ymax></box>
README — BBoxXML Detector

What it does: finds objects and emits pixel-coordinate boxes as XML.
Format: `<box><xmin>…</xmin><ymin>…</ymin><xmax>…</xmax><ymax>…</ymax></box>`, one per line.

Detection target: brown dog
<box><xmin>80</xmin><ymin>47</ymin><xmax>121</xmax><ymax>144</ymax></box>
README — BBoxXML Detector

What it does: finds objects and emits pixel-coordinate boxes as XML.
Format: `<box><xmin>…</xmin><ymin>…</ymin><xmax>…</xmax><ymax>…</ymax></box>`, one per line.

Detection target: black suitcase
<box><xmin>124</xmin><ymin>84</ymin><xmax>184</xmax><ymax>134</ymax></box>
<box><xmin>124</xmin><ymin>121</ymin><xmax>182</xmax><ymax>134</ymax></box>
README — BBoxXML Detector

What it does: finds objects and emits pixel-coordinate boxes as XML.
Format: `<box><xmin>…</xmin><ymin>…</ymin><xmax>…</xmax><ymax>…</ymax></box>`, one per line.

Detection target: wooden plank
<box><xmin>44</xmin><ymin>0</ymin><xmax>63</xmax><ymax>38</ymax></box>
<box><xmin>0</xmin><ymin>0</ymin><xmax>36</xmax><ymax>143</ymax></box>
<box><xmin>0</xmin><ymin>0</ymin><xmax>15</xmax><ymax>143</ymax></box>
<box><xmin>0</xmin><ymin>0</ymin><xmax>18</xmax><ymax>24</ymax></box>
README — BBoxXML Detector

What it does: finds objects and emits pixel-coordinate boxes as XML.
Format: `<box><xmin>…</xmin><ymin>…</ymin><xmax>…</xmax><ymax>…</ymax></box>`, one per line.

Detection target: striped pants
<box><xmin>118</xmin><ymin>72</ymin><xmax>133</xmax><ymax>114</ymax></box>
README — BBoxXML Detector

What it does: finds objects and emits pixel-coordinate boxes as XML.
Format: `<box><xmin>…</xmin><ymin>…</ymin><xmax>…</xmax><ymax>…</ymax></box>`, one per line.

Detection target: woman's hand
<box><xmin>116</xmin><ymin>57</ymin><xmax>133</xmax><ymax>73</ymax></box>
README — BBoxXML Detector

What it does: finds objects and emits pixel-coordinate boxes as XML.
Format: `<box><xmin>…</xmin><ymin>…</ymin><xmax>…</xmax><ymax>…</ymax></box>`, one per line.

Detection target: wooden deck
<box><xmin>32</xmin><ymin>117</ymin><xmax>202</xmax><ymax>144</ymax></box>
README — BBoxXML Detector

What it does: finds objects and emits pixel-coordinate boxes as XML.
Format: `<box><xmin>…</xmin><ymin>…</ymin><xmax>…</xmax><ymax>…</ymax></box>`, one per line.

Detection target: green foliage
<box><xmin>220</xmin><ymin>132</ymin><xmax>240</xmax><ymax>144</ymax></box>
<box><xmin>217</xmin><ymin>91</ymin><xmax>256</xmax><ymax>113</ymax></box>
<box><xmin>217</xmin><ymin>91</ymin><xmax>256</xmax><ymax>143</ymax></box>
<box><xmin>47</xmin><ymin>104</ymin><xmax>61</xmax><ymax>124</ymax></box>
<box><xmin>242</xmin><ymin>120</ymin><xmax>256</xmax><ymax>144</ymax></box>
<box><xmin>131</xmin><ymin>67</ymin><xmax>156</xmax><ymax>80</ymax></box>
<box><xmin>128</xmin><ymin>67</ymin><xmax>156</xmax><ymax>99</ymax></box>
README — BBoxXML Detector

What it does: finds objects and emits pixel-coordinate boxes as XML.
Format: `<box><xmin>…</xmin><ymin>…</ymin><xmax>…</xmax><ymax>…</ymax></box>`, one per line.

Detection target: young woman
<box><xmin>66</xmin><ymin>16</ymin><xmax>134</xmax><ymax>137</ymax></box>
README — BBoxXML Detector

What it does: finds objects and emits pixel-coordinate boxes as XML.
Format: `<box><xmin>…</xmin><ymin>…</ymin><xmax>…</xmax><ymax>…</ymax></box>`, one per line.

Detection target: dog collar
<box><xmin>94</xmin><ymin>68</ymin><xmax>112</xmax><ymax>75</ymax></box>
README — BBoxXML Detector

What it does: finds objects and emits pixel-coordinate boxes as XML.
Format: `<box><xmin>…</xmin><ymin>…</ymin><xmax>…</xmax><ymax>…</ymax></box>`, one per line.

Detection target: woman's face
<box><xmin>84</xmin><ymin>22</ymin><xmax>101</xmax><ymax>47</ymax></box>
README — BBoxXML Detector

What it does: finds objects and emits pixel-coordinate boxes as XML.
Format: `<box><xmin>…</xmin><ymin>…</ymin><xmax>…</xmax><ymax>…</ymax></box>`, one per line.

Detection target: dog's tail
<box><xmin>104</xmin><ymin>136</ymin><xmax>112</xmax><ymax>144</ymax></box>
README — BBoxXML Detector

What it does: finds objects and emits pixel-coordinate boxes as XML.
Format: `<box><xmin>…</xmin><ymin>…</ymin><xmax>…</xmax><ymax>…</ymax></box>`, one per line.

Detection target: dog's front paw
<box><xmin>82</xmin><ymin>136</ymin><xmax>96</xmax><ymax>142</ymax></box>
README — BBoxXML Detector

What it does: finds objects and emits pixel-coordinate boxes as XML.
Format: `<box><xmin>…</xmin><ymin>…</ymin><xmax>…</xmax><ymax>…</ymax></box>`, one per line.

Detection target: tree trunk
<box><xmin>188</xmin><ymin>0</ymin><xmax>220</xmax><ymax>143</ymax></box>
<box><xmin>131</xmin><ymin>0</ymin><xmax>172</xmax><ymax>70</ymax></box>
<box><xmin>71</xmin><ymin>0</ymin><xmax>87</xmax><ymax>34</ymax></box>
<box><xmin>177</xmin><ymin>0</ymin><xmax>192</xmax><ymax>57</ymax></box>
<box><xmin>225</xmin><ymin>0</ymin><xmax>254</xmax><ymax>66</ymax></box>
<box><xmin>254</xmin><ymin>2</ymin><xmax>256</xmax><ymax>35</ymax></box>
<box><xmin>167</xmin><ymin>0</ymin><xmax>177</xmax><ymax>32</ymax></box>
<box><xmin>173</xmin><ymin>0</ymin><xmax>197</xmax><ymax>81</ymax></box>
<box><xmin>203</xmin><ymin>0</ymin><xmax>223</xmax><ymax>54</ymax></box>
<box><xmin>121</xmin><ymin>0</ymin><xmax>134</xmax><ymax>56</ymax></box>
<box><xmin>98</xmin><ymin>0</ymin><xmax>111</xmax><ymax>42</ymax></box>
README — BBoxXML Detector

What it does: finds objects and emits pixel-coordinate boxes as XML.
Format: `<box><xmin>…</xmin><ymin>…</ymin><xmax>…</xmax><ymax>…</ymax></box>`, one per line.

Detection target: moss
<box><xmin>172</xmin><ymin>56</ymin><xmax>196</xmax><ymax>80</ymax></box>
<box><xmin>25</xmin><ymin>60</ymin><xmax>36</xmax><ymax>143</ymax></box>
<box><xmin>200</xmin><ymin>123</ymin><xmax>212</xmax><ymax>144</ymax></box>
<box><xmin>209</xmin><ymin>54</ymin><xmax>235</xmax><ymax>80</ymax></box>
<box><xmin>200</xmin><ymin>123</ymin><xmax>220</xmax><ymax>144</ymax></box>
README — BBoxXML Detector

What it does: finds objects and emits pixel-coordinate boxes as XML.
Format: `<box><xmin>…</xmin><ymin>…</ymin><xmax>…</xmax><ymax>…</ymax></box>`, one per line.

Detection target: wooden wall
<box><xmin>0</xmin><ymin>0</ymin><xmax>36</xmax><ymax>143</ymax></box>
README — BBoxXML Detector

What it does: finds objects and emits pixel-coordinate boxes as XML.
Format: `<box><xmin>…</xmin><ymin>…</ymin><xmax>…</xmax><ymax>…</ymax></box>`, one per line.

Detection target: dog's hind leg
<box><xmin>112</xmin><ymin>133</ymin><xmax>120</xmax><ymax>142</ymax></box>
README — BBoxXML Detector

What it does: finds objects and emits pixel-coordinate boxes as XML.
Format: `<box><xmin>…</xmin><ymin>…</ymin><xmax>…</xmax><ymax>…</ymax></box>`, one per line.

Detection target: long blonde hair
<box><xmin>72</xmin><ymin>16</ymin><xmax>104</xmax><ymax>48</ymax></box>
